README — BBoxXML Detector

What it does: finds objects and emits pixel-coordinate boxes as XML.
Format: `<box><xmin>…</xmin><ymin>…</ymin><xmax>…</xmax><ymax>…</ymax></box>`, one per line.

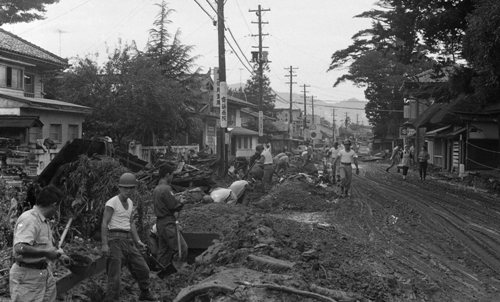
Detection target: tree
<box><xmin>0</xmin><ymin>0</ymin><xmax>60</xmax><ymax>25</ymax></box>
<box><xmin>230</xmin><ymin>72</ymin><xmax>276</xmax><ymax>117</ymax></box>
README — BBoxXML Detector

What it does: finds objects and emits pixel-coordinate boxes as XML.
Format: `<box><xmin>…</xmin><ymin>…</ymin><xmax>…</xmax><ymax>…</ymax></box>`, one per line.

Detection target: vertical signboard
<box><xmin>220</xmin><ymin>81</ymin><xmax>228</xmax><ymax>128</ymax></box>
<box><xmin>258</xmin><ymin>111</ymin><xmax>263</xmax><ymax>137</ymax></box>
<box><xmin>213</xmin><ymin>67</ymin><xmax>220</xmax><ymax>107</ymax></box>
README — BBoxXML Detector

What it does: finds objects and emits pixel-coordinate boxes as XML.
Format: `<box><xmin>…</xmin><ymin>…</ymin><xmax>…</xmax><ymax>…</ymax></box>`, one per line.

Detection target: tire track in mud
<box><xmin>345</xmin><ymin>164</ymin><xmax>500</xmax><ymax>299</ymax></box>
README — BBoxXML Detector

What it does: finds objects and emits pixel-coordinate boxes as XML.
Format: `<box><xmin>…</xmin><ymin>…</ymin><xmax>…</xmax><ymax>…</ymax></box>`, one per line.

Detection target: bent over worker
<box><xmin>334</xmin><ymin>139</ymin><xmax>359</xmax><ymax>197</ymax></box>
<box><xmin>101</xmin><ymin>173</ymin><xmax>156</xmax><ymax>301</ymax></box>
<box><xmin>153</xmin><ymin>164</ymin><xmax>187</xmax><ymax>277</ymax></box>
<box><xmin>10</xmin><ymin>185</ymin><xmax>65</xmax><ymax>302</ymax></box>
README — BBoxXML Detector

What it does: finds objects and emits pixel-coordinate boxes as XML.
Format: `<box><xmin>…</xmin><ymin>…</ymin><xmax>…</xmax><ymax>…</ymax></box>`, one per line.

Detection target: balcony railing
<box><xmin>24</xmin><ymin>92</ymin><xmax>35</xmax><ymax>98</ymax></box>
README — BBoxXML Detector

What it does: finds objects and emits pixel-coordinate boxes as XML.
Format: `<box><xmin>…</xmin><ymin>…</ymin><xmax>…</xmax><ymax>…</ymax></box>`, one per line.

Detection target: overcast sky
<box><xmin>3</xmin><ymin>0</ymin><xmax>376</xmax><ymax>105</ymax></box>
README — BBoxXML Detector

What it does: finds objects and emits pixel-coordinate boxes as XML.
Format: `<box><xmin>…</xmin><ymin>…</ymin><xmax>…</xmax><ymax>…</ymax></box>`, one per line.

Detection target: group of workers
<box><xmin>9</xmin><ymin>164</ymin><xmax>186</xmax><ymax>301</ymax></box>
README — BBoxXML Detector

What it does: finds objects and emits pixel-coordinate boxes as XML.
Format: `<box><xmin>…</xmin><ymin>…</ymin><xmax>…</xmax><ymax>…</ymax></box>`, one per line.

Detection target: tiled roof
<box><xmin>0</xmin><ymin>28</ymin><xmax>67</xmax><ymax>67</ymax></box>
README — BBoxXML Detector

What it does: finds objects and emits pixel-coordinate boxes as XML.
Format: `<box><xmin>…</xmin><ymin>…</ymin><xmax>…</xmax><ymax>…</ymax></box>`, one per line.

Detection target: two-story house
<box><xmin>0</xmin><ymin>28</ymin><xmax>91</xmax><ymax>175</ymax></box>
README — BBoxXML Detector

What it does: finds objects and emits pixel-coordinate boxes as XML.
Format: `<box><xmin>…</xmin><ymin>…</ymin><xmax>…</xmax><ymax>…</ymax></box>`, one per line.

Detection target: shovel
<box><xmin>58</xmin><ymin>199</ymin><xmax>85</xmax><ymax>249</ymax></box>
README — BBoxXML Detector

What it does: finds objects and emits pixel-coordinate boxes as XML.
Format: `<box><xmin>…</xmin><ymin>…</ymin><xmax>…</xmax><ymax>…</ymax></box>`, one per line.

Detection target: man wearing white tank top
<box><xmin>101</xmin><ymin>173</ymin><xmax>156</xmax><ymax>301</ymax></box>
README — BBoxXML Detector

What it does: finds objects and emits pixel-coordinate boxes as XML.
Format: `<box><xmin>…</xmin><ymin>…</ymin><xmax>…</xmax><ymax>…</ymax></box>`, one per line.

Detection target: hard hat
<box><xmin>118</xmin><ymin>173</ymin><xmax>137</xmax><ymax>187</ymax></box>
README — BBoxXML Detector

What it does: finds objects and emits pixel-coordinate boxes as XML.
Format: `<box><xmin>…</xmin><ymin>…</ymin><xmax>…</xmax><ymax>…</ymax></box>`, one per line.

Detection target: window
<box><xmin>29</xmin><ymin>127</ymin><xmax>43</xmax><ymax>143</ymax></box>
<box><xmin>238</xmin><ymin>137</ymin><xmax>242</xmax><ymax>149</ymax></box>
<box><xmin>243</xmin><ymin>137</ymin><xmax>248</xmax><ymax>149</ymax></box>
<box><xmin>4</xmin><ymin>66</ymin><xmax>23</xmax><ymax>89</ymax></box>
<box><xmin>68</xmin><ymin>124</ymin><xmax>79</xmax><ymax>140</ymax></box>
<box><xmin>24</xmin><ymin>74</ymin><xmax>34</xmax><ymax>96</ymax></box>
<box><xmin>49</xmin><ymin>124</ymin><xmax>62</xmax><ymax>143</ymax></box>
<box><xmin>249</xmin><ymin>137</ymin><xmax>253</xmax><ymax>149</ymax></box>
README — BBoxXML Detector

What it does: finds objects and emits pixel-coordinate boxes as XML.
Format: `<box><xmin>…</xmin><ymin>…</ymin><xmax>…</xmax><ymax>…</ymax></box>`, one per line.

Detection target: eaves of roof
<box><xmin>0</xmin><ymin>28</ymin><xmax>67</xmax><ymax>68</ymax></box>
<box><xmin>0</xmin><ymin>92</ymin><xmax>91</xmax><ymax>114</ymax></box>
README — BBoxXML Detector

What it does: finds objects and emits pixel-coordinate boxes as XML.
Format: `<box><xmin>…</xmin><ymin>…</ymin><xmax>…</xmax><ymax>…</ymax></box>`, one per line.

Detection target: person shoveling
<box><xmin>202</xmin><ymin>179</ymin><xmax>254</xmax><ymax>205</ymax></box>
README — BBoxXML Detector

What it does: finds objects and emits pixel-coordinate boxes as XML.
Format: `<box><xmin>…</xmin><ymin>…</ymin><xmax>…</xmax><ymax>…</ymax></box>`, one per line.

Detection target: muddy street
<box><xmin>324</xmin><ymin>161</ymin><xmax>500</xmax><ymax>301</ymax></box>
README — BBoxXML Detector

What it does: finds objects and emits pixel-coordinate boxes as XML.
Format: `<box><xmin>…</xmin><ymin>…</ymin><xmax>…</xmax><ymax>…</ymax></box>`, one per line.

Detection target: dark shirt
<box><xmin>153</xmin><ymin>181</ymin><xmax>182</xmax><ymax>222</ymax></box>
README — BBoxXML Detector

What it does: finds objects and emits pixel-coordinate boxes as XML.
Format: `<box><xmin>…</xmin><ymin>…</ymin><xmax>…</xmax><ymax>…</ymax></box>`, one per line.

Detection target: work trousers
<box><xmin>338</xmin><ymin>164</ymin><xmax>353</xmax><ymax>193</ymax></box>
<box><xmin>262</xmin><ymin>164</ymin><xmax>274</xmax><ymax>190</ymax></box>
<box><xmin>157</xmin><ymin>219</ymin><xmax>188</xmax><ymax>268</ymax></box>
<box><xmin>105</xmin><ymin>238</ymin><xmax>150</xmax><ymax>302</ymax></box>
<box><xmin>419</xmin><ymin>161</ymin><xmax>428</xmax><ymax>180</ymax></box>
<box><xmin>9</xmin><ymin>263</ymin><xmax>56</xmax><ymax>302</ymax></box>
<box><xmin>402</xmin><ymin>166</ymin><xmax>410</xmax><ymax>176</ymax></box>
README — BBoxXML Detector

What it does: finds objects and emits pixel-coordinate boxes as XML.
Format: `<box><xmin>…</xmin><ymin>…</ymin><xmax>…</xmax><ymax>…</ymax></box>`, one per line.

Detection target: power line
<box><xmin>193</xmin><ymin>0</ymin><xmax>215</xmax><ymax>22</ymax></box>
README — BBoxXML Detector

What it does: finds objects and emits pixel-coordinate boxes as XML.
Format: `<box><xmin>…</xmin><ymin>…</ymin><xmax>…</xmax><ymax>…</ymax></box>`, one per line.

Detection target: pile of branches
<box><xmin>58</xmin><ymin>155</ymin><xmax>153</xmax><ymax>239</ymax></box>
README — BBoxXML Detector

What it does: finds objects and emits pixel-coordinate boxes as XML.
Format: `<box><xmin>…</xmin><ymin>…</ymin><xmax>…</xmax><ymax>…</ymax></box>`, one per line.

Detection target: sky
<box><xmin>3</xmin><ymin>0</ymin><xmax>376</xmax><ymax>106</ymax></box>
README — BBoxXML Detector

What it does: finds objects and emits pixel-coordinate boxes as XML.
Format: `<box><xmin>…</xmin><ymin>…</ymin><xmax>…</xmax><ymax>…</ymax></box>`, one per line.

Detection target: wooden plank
<box><xmin>56</xmin><ymin>256</ymin><xmax>107</xmax><ymax>298</ymax></box>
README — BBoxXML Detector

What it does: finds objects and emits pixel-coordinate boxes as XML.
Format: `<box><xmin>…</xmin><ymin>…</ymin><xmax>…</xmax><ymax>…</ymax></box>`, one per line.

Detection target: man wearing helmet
<box><xmin>101</xmin><ymin>173</ymin><xmax>156</xmax><ymax>301</ymax></box>
<box><xmin>333</xmin><ymin>139</ymin><xmax>359</xmax><ymax>197</ymax></box>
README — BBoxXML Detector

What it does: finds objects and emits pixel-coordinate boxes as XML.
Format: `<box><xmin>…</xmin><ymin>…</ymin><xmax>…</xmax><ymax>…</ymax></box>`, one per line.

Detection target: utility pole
<box><xmin>250</xmin><ymin>5</ymin><xmax>270</xmax><ymax>139</ymax></box>
<box><xmin>356</xmin><ymin>113</ymin><xmax>359</xmax><ymax>125</ymax></box>
<box><xmin>311</xmin><ymin>95</ymin><xmax>315</xmax><ymax>124</ymax></box>
<box><xmin>302</xmin><ymin>84</ymin><xmax>310</xmax><ymax>141</ymax></box>
<box><xmin>217</xmin><ymin>0</ymin><xmax>227</xmax><ymax>176</ymax></box>
<box><xmin>285</xmin><ymin>66</ymin><xmax>298</xmax><ymax>149</ymax></box>
<box><xmin>332</xmin><ymin>108</ymin><xmax>336</xmax><ymax>143</ymax></box>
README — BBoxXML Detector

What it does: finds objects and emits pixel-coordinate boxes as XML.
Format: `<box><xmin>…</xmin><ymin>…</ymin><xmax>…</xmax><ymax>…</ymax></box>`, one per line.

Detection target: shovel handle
<box><xmin>59</xmin><ymin>217</ymin><xmax>73</xmax><ymax>249</ymax></box>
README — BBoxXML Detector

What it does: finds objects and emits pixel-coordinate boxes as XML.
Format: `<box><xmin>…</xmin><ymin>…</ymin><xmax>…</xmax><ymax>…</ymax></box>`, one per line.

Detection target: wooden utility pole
<box><xmin>250</xmin><ymin>5</ymin><xmax>270</xmax><ymax>139</ymax></box>
<box><xmin>217</xmin><ymin>0</ymin><xmax>227</xmax><ymax>176</ymax></box>
<box><xmin>285</xmin><ymin>66</ymin><xmax>298</xmax><ymax>149</ymax></box>
<box><xmin>311</xmin><ymin>95</ymin><xmax>315</xmax><ymax>124</ymax></box>
<box><xmin>332</xmin><ymin>108</ymin><xmax>336</xmax><ymax>142</ymax></box>
<box><xmin>302</xmin><ymin>84</ymin><xmax>310</xmax><ymax>141</ymax></box>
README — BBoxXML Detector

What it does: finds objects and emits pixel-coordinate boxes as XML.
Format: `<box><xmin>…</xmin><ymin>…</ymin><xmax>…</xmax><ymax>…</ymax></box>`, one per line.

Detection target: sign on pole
<box><xmin>220</xmin><ymin>81</ymin><xmax>228</xmax><ymax>128</ymax></box>
<box><xmin>213</xmin><ymin>67</ymin><xmax>220</xmax><ymax>107</ymax></box>
<box><xmin>258</xmin><ymin>111</ymin><xmax>263</xmax><ymax>137</ymax></box>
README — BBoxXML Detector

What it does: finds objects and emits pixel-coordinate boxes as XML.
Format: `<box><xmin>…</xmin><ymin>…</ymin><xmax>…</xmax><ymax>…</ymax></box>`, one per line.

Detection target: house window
<box><xmin>24</xmin><ymin>73</ymin><xmax>35</xmax><ymax>97</ymax></box>
<box><xmin>249</xmin><ymin>137</ymin><xmax>253</xmax><ymax>149</ymax></box>
<box><xmin>5</xmin><ymin>66</ymin><xmax>23</xmax><ymax>89</ymax></box>
<box><xmin>243</xmin><ymin>137</ymin><xmax>248</xmax><ymax>149</ymax></box>
<box><xmin>29</xmin><ymin>127</ymin><xmax>43</xmax><ymax>144</ymax></box>
<box><xmin>68</xmin><ymin>124</ymin><xmax>79</xmax><ymax>140</ymax></box>
<box><xmin>49</xmin><ymin>124</ymin><xmax>62</xmax><ymax>143</ymax></box>
<box><xmin>238</xmin><ymin>137</ymin><xmax>242</xmax><ymax>149</ymax></box>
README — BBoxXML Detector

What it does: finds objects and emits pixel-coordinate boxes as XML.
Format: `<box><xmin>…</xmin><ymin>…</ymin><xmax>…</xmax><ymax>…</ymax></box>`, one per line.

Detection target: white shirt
<box><xmin>337</xmin><ymin>149</ymin><xmax>358</xmax><ymax>164</ymax></box>
<box><xmin>329</xmin><ymin>147</ymin><xmax>339</xmax><ymax>159</ymax></box>
<box><xmin>105</xmin><ymin>195</ymin><xmax>133</xmax><ymax>231</ymax></box>
<box><xmin>262</xmin><ymin>148</ymin><xmax>273</xmax><ymax>164</ymax></box>
<box><xmin>229</xmin><ymin>180</ymin><xmax>248</xmax><ymax>199</ymax></box>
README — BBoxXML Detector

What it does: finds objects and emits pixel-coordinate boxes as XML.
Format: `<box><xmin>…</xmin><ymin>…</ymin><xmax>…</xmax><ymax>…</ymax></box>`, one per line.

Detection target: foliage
<box><xmin>462</xmin><ymin>0</ymin><xmax>500</xmax><ymax>104</ymax></box>
<box><xmin>58</xmin><ymin>156</ymin><xmax>152</xmax><ymax>239</ymax></box>
<box><xmin>45</xmin><ymin>2</ymin><xmax>203</xmax><ymax>146</ymax></box>
<box><xmin>0</xmin><ymin>0</ymin><xmax>59</xmax><ymax>25</ymax></box>
<box><xmin>230</xmin><ymin>72</ymin><xmax>276</xmax><ymax>117</ymax></box>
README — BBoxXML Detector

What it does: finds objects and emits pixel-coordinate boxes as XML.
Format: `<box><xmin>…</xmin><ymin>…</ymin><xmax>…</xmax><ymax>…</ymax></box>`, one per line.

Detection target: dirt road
<box><xmin>324</xmin><ymin>161</ymin><xmax>500</xmax><ymax>301</ymax></box>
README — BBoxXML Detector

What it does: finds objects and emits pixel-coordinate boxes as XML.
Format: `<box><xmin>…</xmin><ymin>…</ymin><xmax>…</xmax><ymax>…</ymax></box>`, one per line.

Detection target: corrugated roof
<box><xmin>0</xmin><ymin>28</ymin><xmax>67</xmax><ymax>67</ymax></box>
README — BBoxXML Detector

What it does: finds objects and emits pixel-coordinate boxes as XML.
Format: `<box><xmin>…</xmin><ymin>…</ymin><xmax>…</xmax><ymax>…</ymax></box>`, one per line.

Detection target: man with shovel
<box><xmin>153</xmin><ymin>163</ymin><xmax>187</xmax><ymax>278</ymax></box>
<box><xmin>101</xmin><ymin>173</ymin><xmax>157</xmax><ymax>301</ymax></box>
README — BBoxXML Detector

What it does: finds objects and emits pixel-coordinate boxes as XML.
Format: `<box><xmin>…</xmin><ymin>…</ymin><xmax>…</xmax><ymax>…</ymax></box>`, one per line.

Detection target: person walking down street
<box><xmin>334</xmin><ymin>140</ymin><xmax>359</xmax><ymax>197</ymax></box>
<box><xmin>153</xmin><ymin>164</ymin><xmax>187</xmax><ymax>277</ymax></box>
<box><xmin>328</xmin><ymin>142</ymin><xmax>340</xmax><ymax>184</ymax></box>
<box><xmin>101</xmin><ymin>173</ymin><xmax>157</xmax><ymax>302</ymax></box>
<box><xmin>10</xmin><ymin>185</ymin><xmax>67</xmax><ymax>302</ymax></box>
<box><xmin>417</xmin><ymin>146</ymin><xmax>430</xmax><ymax>181</ymax></box>
<box><xmin>386</xmin><ymin>145</ymin><xmax>401</xmax><ymax>172</ymax></box>
<box><xmin>261</xmin><ymin>143</ymin><xmax>274</xmax><ymax>191</ymax></box>
<box><xmin>401</xmin><ymin>145</ymin><xmax>414</xmax><ymax>181</ymax></box>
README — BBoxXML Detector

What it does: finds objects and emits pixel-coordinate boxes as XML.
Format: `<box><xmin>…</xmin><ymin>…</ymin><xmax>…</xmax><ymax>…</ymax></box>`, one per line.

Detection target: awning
<box><xmin>425</xmin><ymin>125</ymin><xmax>451</xmax><ymax>137</ymax></box>
<box><xmin>228</xmin><ymin>126</ymin><xmax>259</xmax><ymax>136</ymax></box>
<box><xmin>438</xmin><ymin>127</ymin><xmax>466</xmax><ymax>138</ymax></box>
<box><xmin>0</xmin><ymin>115</ymin><xmax>43</xmax><ymax>128</ymax></box>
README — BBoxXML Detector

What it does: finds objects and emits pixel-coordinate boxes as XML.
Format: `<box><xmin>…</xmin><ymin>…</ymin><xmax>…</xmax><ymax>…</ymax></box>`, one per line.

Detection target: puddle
<box><xmin>272</xmin><ymin>212</ymin><xmax>331</xmax><ymax>227</ymax></box>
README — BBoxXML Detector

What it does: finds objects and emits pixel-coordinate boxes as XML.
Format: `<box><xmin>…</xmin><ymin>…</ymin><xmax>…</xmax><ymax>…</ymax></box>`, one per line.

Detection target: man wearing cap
<box><xmin>153</xmin><ymin>164</ymin><xmax>187</xmax><ymax>277</ymax></box>
<box><xmin>10</xmin><ymin>185</ymin><xmax>66</xmax><ymax>302</ymax></box>
<box><xmin>101</xmin><ymin>173</ymin><xmax>156</xmax><ymax>301</ymax></box>
<box><xmin>333</xmin><ymin>140</ymin><xmax>359</xmax><ymax>197</ymax></box>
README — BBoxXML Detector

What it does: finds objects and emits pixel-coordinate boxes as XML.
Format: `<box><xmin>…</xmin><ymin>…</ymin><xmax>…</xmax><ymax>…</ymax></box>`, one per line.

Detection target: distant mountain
<box><xmin>227</xmin><ymin>83</ymin><xmax>370</xmax><ymax>126</ymax></box>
